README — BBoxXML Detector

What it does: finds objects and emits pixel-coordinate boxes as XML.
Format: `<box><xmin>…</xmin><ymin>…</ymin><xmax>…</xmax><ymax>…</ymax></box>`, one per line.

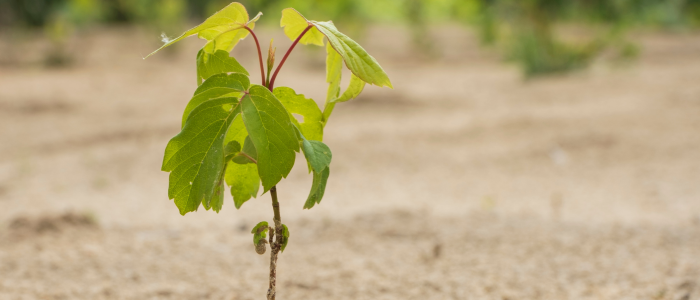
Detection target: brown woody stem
<box><xmin>267</xmin><ymin>186</ymin><xmax>282</xmax><ymax>300</ymax></box>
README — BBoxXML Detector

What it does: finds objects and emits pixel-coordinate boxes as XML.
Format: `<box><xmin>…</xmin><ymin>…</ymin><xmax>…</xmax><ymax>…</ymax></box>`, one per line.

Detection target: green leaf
<box><xmin>301</xmin><ymin>139</ymin><xmax>332</xmax><ymax>173</ymax></box>
<box><xmin>303</xmin><ymin>167</ymin><xmax>330</xmax><ymax>209</ymax></box>
<box><xmin>241</xmin><ymin>85</ymin><xmax>300</xmax><ymax>192</ymax></box>
<box><xmin>251</xmin><ymin>221</ymin><xmax>269</xmax><ymax>245</ymax></box>
<box><xmin>224</xmin><ymin>113</ymin><xmax>248</xmax><ymax>149</ymax></box>
<box><xmin>280</xmin><ymin>8</ymin><xmax>324</xmax><ymax>46</ymax></box>
<box><xmin>197</xmin><ymin>49</ymin><xmax>249</xmax><ymax>84</ymax></box>
<box><xmin>334</xmin><ymin>74</ymin><xmax>365</xmax><ymax>103</ymax></box>
<box><xmin>251</xmin><ymin>221</ymin><xmax>269</xmax><ymax>234</ymax></box>
<box><xmin>209</xmin><ymin>173</ymin><xmax>226</xmax><ymax>212</ymax></box>
<box><xmin>202</xmin><ymin>11</ymin><xmax>262</xmax><ymax>54</ymax></box>
<box><xmin>325</xmin><ymin>44</ymin><xmax>342</xmax><ymax>103</ymax></box>
<box><xmin>225</xmin><ymin>161</ymin><xmax>259</xmax><ymax>209</ymax></box>
<box><xmin>232</xmin><ymin>136</ymin><xmax>258</xmax><ymax>164</ymax></box>
<box><xmin>273</xmin><ymin>87</ymin><xmax>324</xmax><ymax>141</ymax></box>
<box><xmin>145</xmin><ymin>3</ymin><xmax>255</xmax><ymax>58</ymax></box>
<box><xmin>223</xmin><ymin>140</ymin><xmax>241</xmax><ymax>160</ymax></box>
<box><xmin>312</xmin><ymin>21</ymin><xmax>393</xmax><ymax>88</ymax></box>
<box><xmin>182</xmin><ymin>73</ymin><xmax>249</xmax><ymax>127</ymax></box>
<box><xmin>162</xmin><ymin>97</ymin><xmax>241</xmax><ymax>215</ymax></box>
<box><xmin>278</xmin><ymin>9</ymin><xmax>391</xmax><ymax>88</ymax></box>
<box><xmin>280</xmin><ymin>224</ymin><xmax>290</xmax><ymax>252</ymax></box>
<box><xmin>323</xmin><ymin>44</ymin><xmax>343</xmax><ymax>122</ymax></box>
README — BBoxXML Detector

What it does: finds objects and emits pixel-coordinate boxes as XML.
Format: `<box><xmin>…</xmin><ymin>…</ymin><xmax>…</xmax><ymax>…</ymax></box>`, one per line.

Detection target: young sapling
<box><xmin>145</xmin><ymin>3</ymin><xmax>391</xmax><ymax>299</ymax></box>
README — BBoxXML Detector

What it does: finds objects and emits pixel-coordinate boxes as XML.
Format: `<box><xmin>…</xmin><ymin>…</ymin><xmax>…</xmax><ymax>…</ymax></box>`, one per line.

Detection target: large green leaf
<box><xmin>303</xmin><ymin>167</ymin><xmax>330</xmax><ymax>209</ymax></box>
<box><xmin>313</xmin><ymin>21</ymin><xmax>392</xmax><ymax>88</ymax></box>
<box><xmin>273</xmin><ymin>87</ymin><xmax>324</xmax><ymax>141</ymax></box>
<box><xmin>196</xmin><ymin>49</ymin><xmax>249</xmax><ymax>85</ymax></box>
<box><xmin>225</xmin><ymin>161</ymin><xmax>259</xmax><ymax>209</ymax></box>
<box><xmin>183</xmin><ymin>73</ymin><xmax>249</xmax><ymax>126</ymax></box>
<box><xmin>145</xmin><ymin>3</ymin><xmax>259</xmax><ymax>58</ymax></box>
<box><xmin>162</xmin><ymin>97</ymin><xmax>241</xmax><ymax>215</ymax></box>
<box><xmin>241</xmin><ymin>85</ymin><xmax>300</xmax><ymax>192</ymax></box>
<box><xmin>280</xmin><ymin>8</ymin><xmax>324</xmax><ymax>46</ymax></box>
<box><xmin>278</xmin><ymin>9</ymin><xmax>392</xmax><ymax>88</ymax></box>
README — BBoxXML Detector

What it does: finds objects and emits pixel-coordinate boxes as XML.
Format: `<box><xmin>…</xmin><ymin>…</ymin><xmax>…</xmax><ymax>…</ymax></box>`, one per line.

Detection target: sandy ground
<box><xmin>0</xmin><ymin>25</ymin><xmax>699</xmax><ymax>299</ymax></box>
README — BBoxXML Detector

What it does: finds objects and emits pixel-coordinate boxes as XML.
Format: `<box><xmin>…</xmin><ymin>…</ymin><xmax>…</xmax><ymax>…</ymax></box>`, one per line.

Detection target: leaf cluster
<box><xmin>147</xmin><ymin>2</ymin><xmax>391</xmax><ymax>215</ymax></box>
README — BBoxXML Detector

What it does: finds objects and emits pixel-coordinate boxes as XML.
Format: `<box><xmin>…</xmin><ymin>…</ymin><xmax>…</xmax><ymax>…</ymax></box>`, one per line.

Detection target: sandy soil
<box><xmin>0</xmin><ymin>25</ymin><xmax>699</xmax><ymax>299</ymax></box>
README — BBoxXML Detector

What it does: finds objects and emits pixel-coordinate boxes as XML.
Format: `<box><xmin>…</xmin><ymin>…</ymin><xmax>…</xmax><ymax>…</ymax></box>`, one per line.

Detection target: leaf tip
<box><xmin>250</xmin><ymin>11</ymin><xmax>263</xmax><ymax>24</ymax></box>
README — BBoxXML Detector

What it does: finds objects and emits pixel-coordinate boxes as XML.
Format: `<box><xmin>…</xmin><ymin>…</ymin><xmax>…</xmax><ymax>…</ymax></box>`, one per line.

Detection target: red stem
<box><xmin>268</xmin><ymin>25</ymin><xmax>313</xmax><ymax>90</ymax></box>
<box><xmin>243</xmin><ymin>26</ymin><xmax>266</xmax><ymax>87</ymax></box>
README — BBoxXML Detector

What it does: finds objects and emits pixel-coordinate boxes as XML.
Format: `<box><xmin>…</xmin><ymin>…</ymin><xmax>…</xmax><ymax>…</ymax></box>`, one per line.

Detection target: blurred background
<box><xmin>1</xmin><ymin>0</ymin><xmax>699</xmax><ymax>299</ymax></box>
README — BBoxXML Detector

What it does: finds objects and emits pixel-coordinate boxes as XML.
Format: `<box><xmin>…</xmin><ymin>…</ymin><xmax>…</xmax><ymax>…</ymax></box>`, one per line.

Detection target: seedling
<box><xmin>145</xmin><ymin>3</ymin><xmax>391</xmax><ymax>299</ymax></box>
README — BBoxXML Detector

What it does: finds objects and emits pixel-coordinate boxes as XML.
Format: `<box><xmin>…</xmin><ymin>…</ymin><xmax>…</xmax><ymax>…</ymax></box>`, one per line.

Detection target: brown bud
<box><xmin>266</xmin><ymin>39</ymin><xmax>276</xmax><ymax>76</ymax></box>
<box><xmin>255</xmin><ymin>239</ymin><xmax>268</xmax><ymax>255</ymax></box>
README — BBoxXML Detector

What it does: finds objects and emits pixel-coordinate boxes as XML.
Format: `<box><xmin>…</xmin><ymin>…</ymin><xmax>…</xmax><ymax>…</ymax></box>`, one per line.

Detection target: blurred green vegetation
<box><xmin>1</xmin><ymin>0</ymin><xmax>698</xmax><ymax>74</ymax></box>
<box><xmin>452</xmin><ymin>0</ymin><xmax>700</xmax><ymax>76</ymax></box>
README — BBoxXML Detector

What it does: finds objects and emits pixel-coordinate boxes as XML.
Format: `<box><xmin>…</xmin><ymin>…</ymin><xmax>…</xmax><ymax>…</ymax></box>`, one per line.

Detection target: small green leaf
<box><xmin>202</xmin><ymin>11</ymin><xmax>262</xmax><ymax>54</ymax></box>
<box><xmin>197</xmin><ymin>49</ymin><xmax>249</xmax><ymax>84</ymax></box>
<box><xmin>251</xmin><ymin>221</ymin><xmax>269</xmax><ymax>234</ymax></box>
<box><xmin>162</xmin><ymin>97</ymin><xmax>241</xmax><ymax>215</ymax></box>
<box><xmin>325</xmin><ymin>44</ymin><xmax>342</xmax><ymax>102</ymax></box>
<box><xmin>251</xmin><ymin>221</ymin><xmax>269</xmax><ymax>245</ymax></box>
<box><xmin>312</xmin><ymin>21</ymin><xmax>392</xmax><ymax>88</ymax></box>
<box><xmin>241</xmin><ymin>85</ymin><xmax>300</xmax><ymax>192</ymax></box>
<box><xmin>280</xmin><ymin>224</ymin><xmax>290</xmax><ymax>252</ymax></box>
<box><xmin>183</xmin><ymin>73</ymin><xmax>249</xmax><ymax>127</ymax></box>
<box><xmin>224</xmin><ymin>140</ymin><xmax>241</xmax><ymax>160</ymax></box>
<box><xmin>334</xmin><ymin>74</ymin><xmax>365</xmax><ymax>103</ymax></box>
<box><xmin>303</xmin><ymin>167</ymin><xmax>330</xmax><ymax>209</ymax></box>
<box><xmin>222</xmin><ymin>114</ymin><xmax>258</xmax><ymax>208</ymax></box>
<box><xmin>301</xmin><ymin>139</ymin><xmax>332</xmax><ymax>173</ymax></box>
<box><xmin>273</xmin><ymin>87</ymin><xmax>324</xmax><ymax>141</ymax></box>
<box><xmin>323</xmin><ymin>44</ymin><xmax>343</xmax><ymax>122</ymax></box>
<box><xmin>280</xmin><ymin>8</ymin><xmax>324</xmax><ymax>46</ymax></box>
<box><xmin>224</xmin><ymin>114</ymin><xmax>248</xmax><ymax>149</ymax></box>
<box><xmin>146</xmin><ymin>3</ymin><xmax>254</xmax><ymax>58</ymax></box>
<box><xmin>232</xmin><ymin>136</ymin><xmax>258</xmax><ymax>164</ymax></box>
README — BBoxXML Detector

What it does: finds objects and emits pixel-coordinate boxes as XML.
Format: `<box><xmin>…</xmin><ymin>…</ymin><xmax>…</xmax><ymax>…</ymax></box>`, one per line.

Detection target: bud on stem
<box><xmin>256</xmin><ymin>239</ymin><xmax>268</xmax><ymax>255</ymax></box>
<box><xmin>266</xmin><ymin>39</ymin><xmax>276</xmax><ymax>87</ymax></box>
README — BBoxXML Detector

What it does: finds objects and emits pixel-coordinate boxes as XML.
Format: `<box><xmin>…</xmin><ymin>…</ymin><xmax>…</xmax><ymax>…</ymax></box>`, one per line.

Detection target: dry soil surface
<box><xmin>0</xmin><ymin>26</ymin><xmax>699</xmax><ymax>300</ymax></box>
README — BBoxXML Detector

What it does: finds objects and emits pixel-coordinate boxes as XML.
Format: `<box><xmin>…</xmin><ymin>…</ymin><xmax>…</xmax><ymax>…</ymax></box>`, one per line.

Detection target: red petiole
<box><xmin>243</xmin><ymin>26</ymin><xmax>266</xmax><ymax>88</ymax></box>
